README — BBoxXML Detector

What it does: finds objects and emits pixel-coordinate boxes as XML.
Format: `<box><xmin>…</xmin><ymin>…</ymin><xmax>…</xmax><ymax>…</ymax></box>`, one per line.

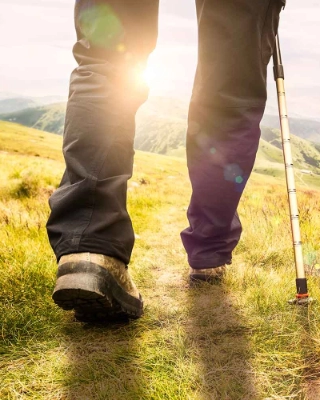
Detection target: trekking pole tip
<box><xmin>288</xmin><ymin>296</ymin><xmax>315</xmax><ymax>305</ymax></box>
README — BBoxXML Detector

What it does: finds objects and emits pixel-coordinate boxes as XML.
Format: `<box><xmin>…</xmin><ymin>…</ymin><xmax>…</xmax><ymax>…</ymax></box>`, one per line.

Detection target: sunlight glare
<box><xmin>141</xmin><ymin>67</ymin><xmax>157</xmax><ymax>87</ymax></box>
<box><xmin>136</xmin><ymin>60</ymin><xmax>173</xmax><ymax>94</ymax></box>
<box><xmin>132</xmin><ymin>63</ymin><xmax>163</xmax><ymax>91</ymax></box>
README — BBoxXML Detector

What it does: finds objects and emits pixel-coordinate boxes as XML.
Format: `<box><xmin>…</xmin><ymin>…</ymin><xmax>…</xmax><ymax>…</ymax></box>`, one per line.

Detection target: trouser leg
<box><xmin>181</xmin><ymin>0</ymin><xmax>284</xmax><ymax>268</ymax></box>
<box><xmin>46</xmin><ymin>0</ymin><xmax>159</xmax><ymax>264</ymax></box>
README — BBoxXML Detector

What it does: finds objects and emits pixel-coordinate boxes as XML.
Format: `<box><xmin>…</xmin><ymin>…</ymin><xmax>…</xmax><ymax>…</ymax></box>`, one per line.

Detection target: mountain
<box><xmin>135</xmin><ymin>98</ymin><xmax>320</xmax><ymax>162</ymax></box>
<box><xmin>0</xmin><ymin>95</ymin><xmax>66</xmax><ymax>114</ymax></box>
<box><xmin>1</xmin><ymin>95</ymin><xmax>320</xmax><ymax>151</ymax></box>
<box><xmin>137</xmin><ymin>96</ymin><xmax>320</xmax><ymax>144</ymax></box>
<box><xmin>256</xmin><ymin>126</ymin><xmax>320</xmax><ymax>175</ymax></box>
<box><xmin>261</xmin><ymin>114</ymin><xmax>320</xmax><ymax>143</ymax></box>
<box><xmin>0</xmin><ymin>103</ymin><xmax>66</xmax><ymax>135</ymax></box>
<box><xmin>0</xmin><ymin>98</ymin><xmax>39</xmax><ymax>114</ymax></box>
<box><xmin>0</xmin><ymin>92</ymin><xmax>23</xmax><ymax>100</ymax></box>
<box><xmin>1</xmin><ymin>119</ymin><xmax>320</xmax><ymax>189</ymax></box>
<box><xmin>135</xmin><ymin>100</ymin><xmax>187</xmax><ymax>156</ymax></box>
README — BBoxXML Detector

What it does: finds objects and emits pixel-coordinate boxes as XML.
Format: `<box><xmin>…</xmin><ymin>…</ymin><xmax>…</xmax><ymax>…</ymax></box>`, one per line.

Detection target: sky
<box><xmin>0</xmin><ymin>0</ymin><xmax>319</xmax><ymax>119</ymax></box>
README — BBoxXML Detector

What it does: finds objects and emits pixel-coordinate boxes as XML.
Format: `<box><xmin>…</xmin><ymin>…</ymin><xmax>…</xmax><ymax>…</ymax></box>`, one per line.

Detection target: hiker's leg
<box><xmin>47</xmin><ymin>0</ymin><xmax>159</xmax><ymax>264</ymax></box>
<box><xmin>181</xmin><ymin>0</ymin><xmax>284</xmax><ymax>268</ymax></box>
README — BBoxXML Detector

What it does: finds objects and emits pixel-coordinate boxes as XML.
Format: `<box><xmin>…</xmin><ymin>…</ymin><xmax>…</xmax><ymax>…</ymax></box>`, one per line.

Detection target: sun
<box><xmin>141</xmin><ymin>67</ymin><xmax>157</xmax><ymax>87</ymax></box>
<box><xmin>129</xmin><ymin>55</ymin><xmax>174</xmax><ymax>94</ymax></box>
<box><xmin>132</xmin><ymin>64</ymin><xmax>158</xmax><ymax>88</ymax></box>
<box><xmin>134</xmin><ymin>62</ymin><xmax>170</xmax><ymax>93</ymax></box>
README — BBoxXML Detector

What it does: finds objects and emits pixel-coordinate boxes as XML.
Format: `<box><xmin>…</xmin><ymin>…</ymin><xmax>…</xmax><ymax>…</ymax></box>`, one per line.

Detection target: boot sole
<box><xmin>52</xmin><ymin>261</ymin><xmax>143</xmax><ymax>322</ymax></box>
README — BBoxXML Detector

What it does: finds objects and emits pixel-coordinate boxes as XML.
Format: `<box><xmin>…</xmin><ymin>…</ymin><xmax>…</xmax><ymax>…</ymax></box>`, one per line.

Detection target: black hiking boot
<box><xmin>52</xmin><ymin>253</ymin><xmax>143</xmax><ymax>322</ymax></box>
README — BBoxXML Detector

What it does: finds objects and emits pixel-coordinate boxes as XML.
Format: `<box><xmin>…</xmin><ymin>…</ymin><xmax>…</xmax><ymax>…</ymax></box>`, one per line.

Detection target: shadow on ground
<box><xmin>186</xmin><ymin>278</ymin><xmax>258</xmax><ymax>399</ymax></box>
<box><xmin>58</xmin><ymin>271</ymin><xmax>258</xmax><ymax>399</ymax></box>
<box><xmin>60</xmin><ymin>317</ymin><xmax>148</xmax><ymax>400</ymax></box>
<box><xmin>294</xmin><ymin>305</ymin><xmax>320</xmax><ymax>400</ymax></box>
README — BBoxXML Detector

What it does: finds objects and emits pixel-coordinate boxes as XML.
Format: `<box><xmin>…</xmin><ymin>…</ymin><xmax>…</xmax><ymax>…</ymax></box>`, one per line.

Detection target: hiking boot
<box><xmin>52</xmin><ymin>253</ymin><xmax>143</xmax><ymax>322</ymax></box>
<box><xmin>189</xmin><ymin>265</ymin><xmax>226</xmax><ymax>283</ymax></box>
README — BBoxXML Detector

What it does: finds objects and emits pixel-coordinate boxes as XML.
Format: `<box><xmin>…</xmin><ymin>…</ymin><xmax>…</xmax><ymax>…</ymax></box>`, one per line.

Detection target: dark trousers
<box><xmin>47</xmin><ymin>0</ymin><xmax>284</xmax><ymax>268</ymax></box>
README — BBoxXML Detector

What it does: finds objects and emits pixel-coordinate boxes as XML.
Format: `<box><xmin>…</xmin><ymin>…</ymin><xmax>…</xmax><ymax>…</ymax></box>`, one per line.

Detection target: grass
<box><xmin>0</xmin><ymin>121</ymin><xmax>63</xmax><ymax>160</ymax></box>
<box><xmin>1</xmin><ymin>122</ymin><xmax>320</xmax><ymax>399</ymax></box>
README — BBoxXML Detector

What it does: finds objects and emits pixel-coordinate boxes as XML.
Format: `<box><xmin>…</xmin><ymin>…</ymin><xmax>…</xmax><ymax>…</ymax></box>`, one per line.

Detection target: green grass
<box><xmin>0</xmin><ymin>121</ymin><xmax>63</xmax><ymax>160</ymax></box>
<box><xmin>1</xmin><ymin>122</ymin><xmax>320</xmax><ymax>399</ymax></box>
<box><xmin>0</xmin><ymin>103</ymin><xmax>66</xmax><ymax>135</ymax></box>
<box><xmin>257</xmin><ymin>137</ymin><xmax>284</xmax><ymax>164</ymax></box>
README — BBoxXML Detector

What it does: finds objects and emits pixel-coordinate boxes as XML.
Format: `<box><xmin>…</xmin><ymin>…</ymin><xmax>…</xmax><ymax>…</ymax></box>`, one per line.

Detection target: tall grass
<box><xmin>1</xmin><ymin>124</ymin><xmax>320</xmax><ymax>399</ymax></box>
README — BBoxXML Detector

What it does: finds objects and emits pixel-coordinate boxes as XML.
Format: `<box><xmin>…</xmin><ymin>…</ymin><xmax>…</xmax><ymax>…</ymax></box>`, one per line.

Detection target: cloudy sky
<box><xmin>0</xmin><ymin>0</ymin><xmax>319</xmax><ymax>119</ymax></box>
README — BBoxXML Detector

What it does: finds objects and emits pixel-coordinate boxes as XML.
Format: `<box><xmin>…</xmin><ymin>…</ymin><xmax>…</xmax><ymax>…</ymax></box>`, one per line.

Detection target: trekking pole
<box><xmin>273</xmin><ymin>35</ymin><xmax>313</xmax><ymax>305</ymax></box>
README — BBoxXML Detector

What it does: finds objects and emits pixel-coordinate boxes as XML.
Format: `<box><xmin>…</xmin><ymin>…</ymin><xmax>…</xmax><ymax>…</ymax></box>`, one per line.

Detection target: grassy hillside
<box><xmin>253</xmin><ymin>126</ymin><xmax>320</xmax><ymax>186</ymax></box>
<box><xmin>1</xmin><ymin>95</ymin><xmax>320</xmax><ymax>146</ymax></box>
<box><xmin>0</xmin><ymin>94</ymin><xmax>66</xmax><ymax>112</ymax></box>
<box><xmin>0</xmin><ymin>103</ymin><xmax>66</xmax><ymax>135</ymax></box>
<box><xmin>0</xmin><ymin>121</ymin><xmax>63</xmax><ymax>160</ymax></box>
<box><xmin>261</xmin><ymin>126</ymin><xmax>320</xmax><ymax>170</ymax></box>
<box><xmin>2</xmin><ymin>122</ymin><xmax>320</xmax><ymax>399</ymax></box>
<box><xmin>135</xmin><ymin>117</ymin><xmax>186</xmax><ymax>155</ymax></box>
<box><xmin>262</xmin><ymin>114</ymin><xmax>320</xmax><ymax>143</ymax></box>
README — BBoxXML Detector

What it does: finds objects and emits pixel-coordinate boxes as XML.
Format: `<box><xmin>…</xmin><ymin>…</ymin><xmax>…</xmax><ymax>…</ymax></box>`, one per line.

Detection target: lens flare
<box><xmin>79</xmin><ymin>4</ymin><xmax>124</xmax><ymax>49</ymax></box>
<box><xmin>224</xmin><ymin>163</ymin><xmax>243</xmax><ymax>183</ymax></box>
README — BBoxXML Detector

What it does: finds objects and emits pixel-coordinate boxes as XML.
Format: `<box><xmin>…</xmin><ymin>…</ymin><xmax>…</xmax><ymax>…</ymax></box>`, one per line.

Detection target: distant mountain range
<box><xmin>0</xmin><ymin>95</ymin><xmax>66</xmax><ymax>114</ymax></box>
<box><xmin>0</xmin><ymin>102</ymin><xmax>66</xmax><ymax>135</ymax></box>
<box><xmin>1</xmin><ymin>95</ymin><xmax>320</xmax><ymax>162</ymax></box>
<box><xmin>257</xmin><ymin>126</ymin><xmax>320</xmax><ymax>175</ymax></box>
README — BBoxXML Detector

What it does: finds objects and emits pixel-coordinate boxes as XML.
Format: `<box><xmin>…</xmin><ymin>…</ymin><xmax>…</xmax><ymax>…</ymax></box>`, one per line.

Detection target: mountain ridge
<box><xmin>2</xmin><ymin>120</ymin><xmax>320</xmax><ymax>191</ymax></box>
<box><xmin>1</xmin><ymin>95</ymin><xmax>319</xmax><ymax>141</ymax></box>
<box><xmin>1</xmin><ymin>97</ymin><xmax>320</xmax><ymax>174</ymax></box>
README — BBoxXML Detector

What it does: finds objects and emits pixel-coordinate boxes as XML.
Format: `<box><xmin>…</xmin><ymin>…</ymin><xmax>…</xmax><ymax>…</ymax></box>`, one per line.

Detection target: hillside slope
<box><xmin>1</xmin><ymin>96</ymin><xmax>320</xmax><ymax>144</ymax></box>
<box><xmin>0</xmin><ymin>121</ymin><xmax>63</xmax><ymax>161</ymax></box>
<box><xmin>262</xmin><ymin>114</ymin><xmax>320</xmax><ymax>143</ymax></box>
<box><xmin>0</xmin><ymin>103</ymin><xmax>66</xmax><ymax>135</ymax></box>
<box><xmin>257</xmin><ymin>126</ymin><xmax>320</xmax><ymax>174</ymax></box>
<box><xmin>1</xmin><ymin>121</ymin><xmax>320</xmax><ymax>399</ymax></box>
<box><xmin>2</xmin><ymin>120</ymin><xmax>320</xmax><ymax>189</ymax></box>
<box><xmin>0</xmin><ymin>97</ymin><xmax>38</xmax><ymax>114</ymax></box>
<box><xmin>0</xmin><ymin>95</ymin><xmax>66</xmax><ymax>114</ymax></box>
